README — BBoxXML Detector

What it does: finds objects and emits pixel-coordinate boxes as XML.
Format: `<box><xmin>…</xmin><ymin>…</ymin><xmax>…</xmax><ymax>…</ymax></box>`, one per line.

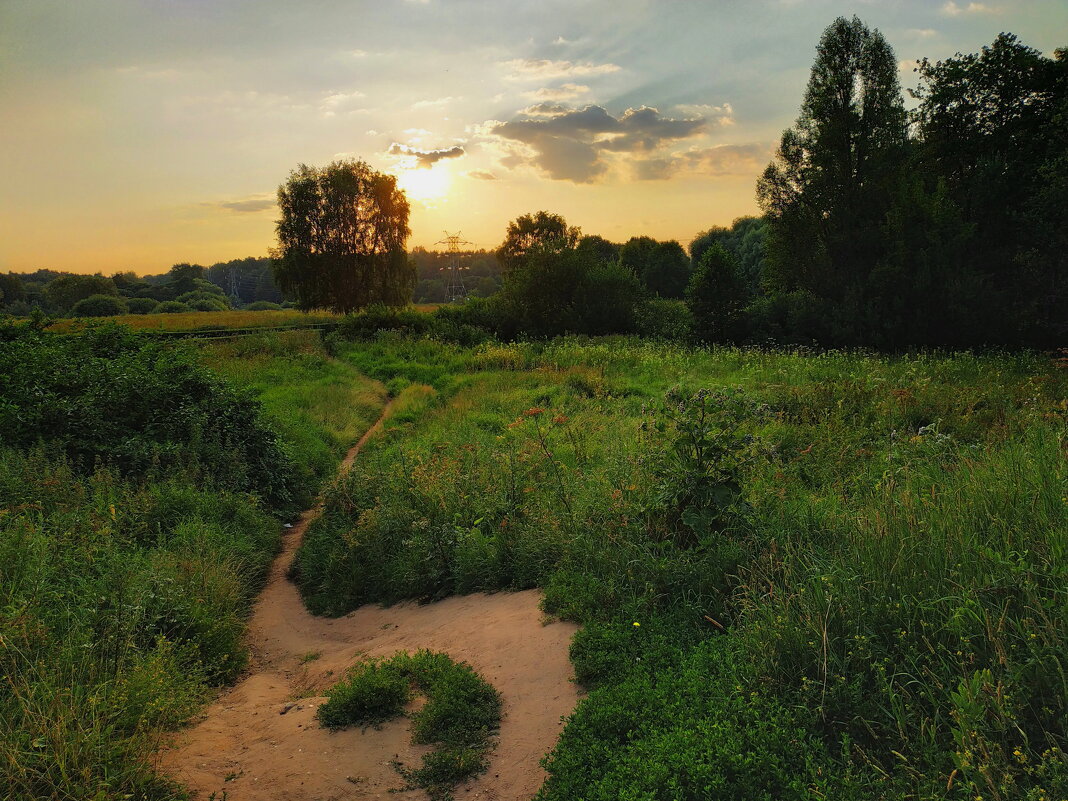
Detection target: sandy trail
<box><xmin>160</xmin><ymin>403</ymin><xmax>580</xmax><ymax>801</ymax></box>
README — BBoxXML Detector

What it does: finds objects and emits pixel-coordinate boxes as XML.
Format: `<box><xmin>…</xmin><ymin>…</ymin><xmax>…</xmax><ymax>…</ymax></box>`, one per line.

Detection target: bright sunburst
<box><xmin>396</xmin><ymin>167</ymin><xmax>451</xmax><ymax>204</ymax></box>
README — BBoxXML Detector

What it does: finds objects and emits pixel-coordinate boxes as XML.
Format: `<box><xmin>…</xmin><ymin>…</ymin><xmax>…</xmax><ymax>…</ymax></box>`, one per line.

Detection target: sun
<box><xmin>396</xmin><ymin>166</ymin><xmax>451</xmax><ymax>204</ymax></box>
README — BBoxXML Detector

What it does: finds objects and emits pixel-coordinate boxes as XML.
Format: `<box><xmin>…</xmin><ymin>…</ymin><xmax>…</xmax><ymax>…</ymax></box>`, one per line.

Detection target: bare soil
<box><xmin>159</xmin><ymin>403</ymin><xmax>580</xmax><ymax>801</ymax></box>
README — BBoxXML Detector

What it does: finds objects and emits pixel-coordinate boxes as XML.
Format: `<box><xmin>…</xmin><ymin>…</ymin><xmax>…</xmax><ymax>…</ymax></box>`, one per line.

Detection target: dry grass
<box><xmin>46</xmin><ymin>309</ymin><xmax>341</xmax><ymax>333</ymax></box>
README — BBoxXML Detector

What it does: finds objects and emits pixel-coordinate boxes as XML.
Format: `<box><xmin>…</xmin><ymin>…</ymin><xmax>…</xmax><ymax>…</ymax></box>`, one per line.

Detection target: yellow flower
<box><xmin>633</xmin><ymin>622</ymin><xmax>640</xmax><ymax>627</ymax></box>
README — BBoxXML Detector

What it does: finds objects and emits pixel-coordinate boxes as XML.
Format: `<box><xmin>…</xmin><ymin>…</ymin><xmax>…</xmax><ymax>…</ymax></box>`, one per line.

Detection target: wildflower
<box><xmin>524</xmin><ymin>407</ymin><xmax>545</xmax><ymax>417</ymax></box>
<box><xmin>633</xmin><ymin>621</ymin><xmax>640</xmax><ymax>627</ymax></box>
<box><xmin>553</xmin><ymin>415</ymin><xmax>568</xmax><ymax>424</ymax></box>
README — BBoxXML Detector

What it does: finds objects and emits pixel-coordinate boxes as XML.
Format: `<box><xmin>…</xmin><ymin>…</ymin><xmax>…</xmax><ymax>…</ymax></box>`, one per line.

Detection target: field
<box><xmin>2</xmin><ymin>321</ymin><xmax>1065</xmax><ymax>800</ymax></box>
<box><xmin>41</xmin><ymin>305</ymin><xmax>443</xmax><ymax>334</ymax></box>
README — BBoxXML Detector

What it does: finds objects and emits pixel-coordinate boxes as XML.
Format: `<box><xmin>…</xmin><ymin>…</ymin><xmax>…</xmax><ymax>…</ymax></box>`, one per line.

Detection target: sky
<box><xmin>1</xmin><ymin>0</ymin><xmax>1065</xmax><ymax>275</ymax></box>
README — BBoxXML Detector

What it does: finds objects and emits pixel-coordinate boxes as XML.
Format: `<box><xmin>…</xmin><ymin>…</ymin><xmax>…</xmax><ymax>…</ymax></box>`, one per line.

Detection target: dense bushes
<box><xmin>70</xmin><ymin>292</ymin><xmax>129</xmax><ymax>317</ymax></box>
<box><xmin>0</xmin><ymin>323</ymin><xmax>299</xmax><ymax>509</ymax></box>
<box><xmin>294</xmin><ymin>338</ymin><xmax>1068</xmax><ymax>799</ymax></box>
<box><xmin>0</xmin><ymin>323</ymin><xmax>313</xmax><ymax>799</ymax></box>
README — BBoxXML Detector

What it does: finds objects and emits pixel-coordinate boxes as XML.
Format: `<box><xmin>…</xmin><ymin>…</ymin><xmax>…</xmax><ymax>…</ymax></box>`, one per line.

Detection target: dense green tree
<box><xmin>0</xmin><ymin>273</ymin><xmax>26</xmax><ymax>307</ymax></box>
<box><xmin>166</xmin><ymin>263</ymin><xmax>205</xmax><ymax>296</ymax></box>
<box><xmin>619</xmin><ymin>237</ymin><xmax>690</xmax><ymax>299</ymax></box>
<box><xmin>758</xmin><ymin>16</ymin><xmax>906</xmax><ymax>340</ymax></box>
<box><xmin>686</xmin><ymin>245</ymin><xmax>747</xmax><ymax>344</ymax></box>
<box><xmin>912</xmin><ymin>35</ymin><xmax>1067</xmax><ymax>345</ymax></box>
<box><xmin>495</xmin><ymin>243</ymin><xmax>641</xmax><ymax>338</ymax></box>
<box><xmin>273</xmin><ymin>159</ymin><xmax>413</xmax><ymax>313</ymax></box>
<box><xmin>43</xmin><ymin>274</ymin><xmax>119</xmax><ymax>314</ymax></box>
<box><xmin>690</xmin><ymin>217</ymin><xmax>768</xmax><ymax>291</ymax></box>
<box><xmin>496</xmin><ymin>210</ymin><xmax>580</xmax><ymax>271</ymax></box>
<box><xmin>576</xmin><ymin>234</ymin><xmax>621</xmax><ymax>265</ymax></box>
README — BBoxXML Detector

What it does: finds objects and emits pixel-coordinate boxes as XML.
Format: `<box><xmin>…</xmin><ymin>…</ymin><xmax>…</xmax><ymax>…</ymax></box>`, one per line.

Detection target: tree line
<box><xmin>272</xmin><ymin>21</ymin><xmax>1063</xmax><ymax>349</ymax></box>
<box><xmin>0</xmin><ymin>258</ymin><xmax>289</xmax><ymax>318</ymax></box>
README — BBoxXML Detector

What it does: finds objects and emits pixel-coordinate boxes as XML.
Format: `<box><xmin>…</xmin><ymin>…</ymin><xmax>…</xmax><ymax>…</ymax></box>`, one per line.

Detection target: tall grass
<box><xmin>296</xmin><ymin>335</ymin><xmax>1067</xmax><ymax>799</ymax></box>
<box><xmin>0</xmin><ymin>326</ymin><xmax>388</xmax><ymax>800</ymax></box>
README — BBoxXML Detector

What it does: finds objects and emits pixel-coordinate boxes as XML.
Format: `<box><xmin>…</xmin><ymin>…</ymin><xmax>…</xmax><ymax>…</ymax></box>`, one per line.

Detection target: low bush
<box><xmin>126</xmin><ymin>296</ymin><xmax>159</xmax><ymax>314</ymax></box>
<box><xmin>318</xmin><ymin>650</ymin><xmax>501</xmax><ymax>800</ymax></box>
<box><xmin>71</xmin><ymin>293</ymin><xmax>128</xmax><ymax>317</ymax></box>
<box><xmin>155</xmin><ymin>300</ymin><xmax>191</xmax><ymax>313</ymax></box>
<box><xmin>245</xmin><ymin>300</ymin><xmax>282</xmax><ymax>311</ymax></box>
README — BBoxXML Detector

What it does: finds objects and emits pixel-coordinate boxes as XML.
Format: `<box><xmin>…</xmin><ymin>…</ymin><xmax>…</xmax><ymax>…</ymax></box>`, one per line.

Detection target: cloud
<box><xmin>898</xmin><ymin>59</ymin><xmax>920</xmax><ymax>73</ymax></box>
<box><xmin>502</xmin><ymin>58</ymin><xmax>620</xmax><ymax>80</ymax></box>
<box><xmin>907</xmin><ymin>28</ymin><xmax>939</xmax><ymax>38</ymax></box>
<box><xmin>485</xmin><ymin>104</ymin><xmax>707</xmax><ymax>183</ymax></box>
<box><xmin>523</xmin><ymin>83</ymin><xmax>590</xmax><ymax>102</ymax></box>
<box><xmin>411</xmin><ymin>96</ymin><xmax>456</xmax><ymax>110</ymax></box>
<box><xmin>672</xmin><ymin>102</ymin><xmax>734</xmax><ymax>126</ymax></box>
<box><xmin>388</xmin><ymin>142</ymin><xmax>465</xmax><ymax>168</ymax></box>
<box><xmin>319</xmin><ymin>90</ymin><xmax>367</xmax><ymax>117</ymax></box>
<box><xmin>466</xmin><ymin>170</ymin><xmax>497</xmax><ymax>180</ymax></box>
<box><xmin>202</xmin><ymin>193</ymin><xmax>276</xmax><ymax>213</ymax></box>
<box><xmin>941</xmin><ymin>1</ymin><xmax>1000</xmax><ymax>15</ymax></box>
<box><xmin>634</xmin><ymin>143</ymin><xmax>771</xmax><ymax>180</ymax></box>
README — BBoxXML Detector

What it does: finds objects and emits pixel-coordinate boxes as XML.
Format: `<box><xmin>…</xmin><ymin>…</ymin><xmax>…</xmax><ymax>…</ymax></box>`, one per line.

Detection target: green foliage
<box><xmin>155</xmin><ymin>300</ymin><xmax>191</xmax><ymax>313</ymax></box>
<box><xmin>294</xmin><ymin>336</ymin><xmax>1067</xmax><ymax>798</ymax></box>
<box><xmin>634</xmin><ymin>298</ymin><xmax>693</xmax><ymax>341</ymax></box>
<box><xmin>689</xmin><ymin>216</ymin><xmax>768</xmax><ymax>291</ymax></box>
<box><xmin>496</xmin><ymin>210</ymin><xmax>581</xmax><ymax>272</ymax></box>
<box><xmin>686</xmin><ymin>244</ymin><xmax>747</xmax><ymax>343</ymax></box>
<box><xmin>0</xmin><ymin>323</ymin><xmax>300</xmax><ymax>510</ymax></box>
<box><xmin>495</xmin><ymin>246</ymin><xmax>642</xmax><ymax>338</ymax></box>
<box><xmin>273</xmin><ymin>159</ymin><xmax>413</xmax><ymax>313</ymax></box>
<box><xmin>245</xmin><ymin>300</ymin><xmax>282</xmax><ymax>310</ymax></box>
<box><xmin>70</xmin><ymin>292</ymin><xmax>129</xmax><ymax>317</ymax></box>
<box><xmin>318</xmin><ymin>650</ymin><xmax>501</xmax><ymax>800</ymax></box>
<box><xmin>126</xmin><ymin>296</ymin><xmax>159</xmax><ymax>314</ymax></box>
<box><xmin>619</xmin><ymin>237</ymin><xmax>691</xmax><ymax>299</ymax></box>
<box><xmin>43</xmin><ymin>273</ymin><xmax>119</xmax><ymax>313</ymax></box>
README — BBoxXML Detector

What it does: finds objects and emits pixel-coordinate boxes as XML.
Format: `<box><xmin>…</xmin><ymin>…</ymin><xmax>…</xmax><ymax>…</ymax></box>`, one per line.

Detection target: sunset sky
<box><xmin>1</xmin><ymin>0</ymin><xmax>1065</xmax><ymax>275</ymax></box>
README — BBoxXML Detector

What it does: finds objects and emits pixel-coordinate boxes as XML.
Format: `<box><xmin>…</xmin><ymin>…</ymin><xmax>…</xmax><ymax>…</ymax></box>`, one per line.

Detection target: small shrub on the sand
<box><xmin>316</xmin><ymin>660</ymin><xmax>410</xmax><ymax>729</ymax></box>
<box><xmin>319</xmin><ymin>650</ymin><xmax>501</xmax><ymax>800</ymax></box>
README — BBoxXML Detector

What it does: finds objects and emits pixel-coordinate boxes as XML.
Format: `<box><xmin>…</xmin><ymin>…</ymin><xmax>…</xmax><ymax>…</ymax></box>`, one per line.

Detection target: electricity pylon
<box><xmin>434</xmin><ymin>231</ymin><xmax>475</xmax><ymax>303</ymax></box>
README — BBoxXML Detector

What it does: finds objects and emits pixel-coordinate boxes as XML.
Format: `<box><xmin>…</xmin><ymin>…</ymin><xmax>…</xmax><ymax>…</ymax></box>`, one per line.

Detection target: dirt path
<box><xmin>160</xmin><ymin>403</ymin><xmax>580</xmax><ymax>801</ymax></box>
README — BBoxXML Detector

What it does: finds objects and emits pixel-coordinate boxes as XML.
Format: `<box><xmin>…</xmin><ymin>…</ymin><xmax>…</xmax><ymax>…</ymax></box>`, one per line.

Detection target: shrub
<box><xmin>245</xmin><ymin>300</ymin><xmax>283</xmax><ymax>311</ymax></box>
<box><xmin>155</xmin><ymin>300</ymin><xmax>191</xmax><ymax>313</ymax></box>
<box><xmin>318</xmin><ymin>650</ymin><xmax>501</xmax><ymax>800</ymax></box>
<box><xmin>634</xmin><ymin>298</ymin><xmax>693</xmax><ymax>341</ymax></box>
<box><xmin>187</xmin><ymin>297</ymin><xmax>228</xmax><ymax>312</ymax></box>
<box><xmin>125</xmin><ymin>296</ymin><xmax>159</xmax><ymax>314</ymax></box>
<box><xmin>0</xmin><ymin>323</ymin><xmax>301</xmax><ymax>510</ymax></box>
<box><xmin>70</xmin><ymin>293</ymin><xmax>128</xmax><ymax>317</ymax></box>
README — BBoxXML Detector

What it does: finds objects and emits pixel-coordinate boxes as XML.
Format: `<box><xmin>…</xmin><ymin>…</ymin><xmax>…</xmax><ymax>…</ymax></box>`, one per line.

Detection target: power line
<box><xmin>434</xmin><ymin>231</ymin><xmax>475</xmax><ymax>303</ymax></box>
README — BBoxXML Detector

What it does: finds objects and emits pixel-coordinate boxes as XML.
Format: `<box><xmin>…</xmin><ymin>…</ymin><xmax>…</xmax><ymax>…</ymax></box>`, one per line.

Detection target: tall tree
<box><xmin>686</xmin><ymin>244</ymin><xmax>748</xmax><ymax>344</ymax></box>
<box><xmin>619</xmin><ymin>237</ymin><xmax>691</xmax><ymax>299</ymax></box>
<box><xmin>496</xmin><ymin>211</ymin><xmax>580</xmax><ymax>271</ymax></box>
<box><xmin>758</xmin><ymin>15</ymin><xmax>906</xmax><ymax>337</ymax></box>
<box><xmin>273</xmin><ymin>159</ymin><xmax>413</xmax><ymax>313</ymax></box>
<box><xmin>912</xmin><ymin>35</ymin><xmax>1066</xmax><ymax>345</ymax></box>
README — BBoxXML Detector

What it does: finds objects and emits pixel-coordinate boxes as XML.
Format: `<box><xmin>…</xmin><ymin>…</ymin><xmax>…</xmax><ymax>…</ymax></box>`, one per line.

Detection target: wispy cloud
<box><xmin>634</xmin><ymin>144</ymin><xmax>771</xmax><ymax>180</ymax></box>
<box><xmin>388</xmin><ymin>142</ymin><xmax>465</xmax><ymax>168</ymax></box>
<box><xmin>319</xmin><ymin>90</ymin><xmax>367</xmax><ymax>117</ymax></box>
<box><xmin>411</xmin><ymin>96</ymin><xmax>457</xmax><ymax>110</ymax></box>
<box><xmin>673</xmin><ymin>103</ymin><xmax>734</xmax><ymax>126</ymax></box>
<box><xmin>523</xmin><ymin>83</ymin><xmax>590</xmax><ymax>102</ymax></box>
<box><xmin>502</xmin><ymin>58</ymin><xmax>620</xmax><ymax>80</ymax></box>
<box><xmin>941</xmin><ymin>1</ymin><xmax>1000</xmax><ymax>15</ymax></box>
<box><xmin>466</xmin><ymin>169</ymin><xmax>497</xmax><ymax>180</ymax></box>
<box><xmin>202</xmin><ymin>193</ymin><xmax>276</xmax><ymax>213</ymax></box>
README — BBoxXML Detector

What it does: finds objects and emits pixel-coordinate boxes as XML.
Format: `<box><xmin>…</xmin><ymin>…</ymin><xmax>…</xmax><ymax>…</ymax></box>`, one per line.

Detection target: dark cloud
<box><xmin>486</xmin><ymin>104</ymin><xmax>707</xmax><ymax>183</ymax></box>
<box><xmin>388</xmin><ymin>142</ymin><xmax>465</xmax><ymax>168</ymax></box>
